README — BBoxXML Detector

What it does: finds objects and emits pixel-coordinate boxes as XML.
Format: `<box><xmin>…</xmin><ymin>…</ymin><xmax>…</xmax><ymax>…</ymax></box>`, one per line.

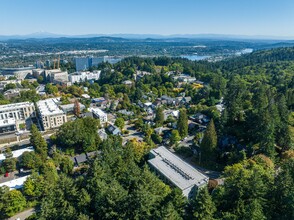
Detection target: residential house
<box><xmin>107</xmin><ymin>124</ymin><xmax>121</xmax><ymax>135</ymax></box>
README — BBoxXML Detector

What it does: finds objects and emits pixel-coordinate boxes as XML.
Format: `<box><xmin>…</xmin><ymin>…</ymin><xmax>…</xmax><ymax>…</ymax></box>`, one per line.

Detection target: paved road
<box><xmin>0</xmin><ymin>133</ymin><xmax>53</xmax><ymax>150</ymax></box>
<box><xmin>8</xmin><ymin>208</ymin><xmax>35</xmax><ymax>220</ymax></box>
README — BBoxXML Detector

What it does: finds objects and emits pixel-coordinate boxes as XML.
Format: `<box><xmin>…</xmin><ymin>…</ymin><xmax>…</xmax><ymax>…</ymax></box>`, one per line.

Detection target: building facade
<box><xmin>36</xmin><ymin>98</ymin><xmax>67</xmax><ymax>130</ymax></box>
<box><xmin>0</xmin><ymin>102</ymin><xmax>35</xmax><ymax>121</ymax></box>
<box><xmin>69</xmin><ymin>71</ymin><xmax>101</xmax><ymax>84</ymax></box>
<box><xmin>75</xmin><ymin>56</ymin><xmax>121</xmax><ymax>71</ymax></box>
<box><xmin>0</xmin><ymin>67</ymin><xmax>34</xmax><ymax>80</ymax></box>
<box><xmin>0</xmin><ymin>118</ymin><xmax>17</xmax><ymax>134</ymax></box>
<box><xmin>88</xmin><ymin>107</ymin><xmax>107</xmax><ymax>123</ymax></box>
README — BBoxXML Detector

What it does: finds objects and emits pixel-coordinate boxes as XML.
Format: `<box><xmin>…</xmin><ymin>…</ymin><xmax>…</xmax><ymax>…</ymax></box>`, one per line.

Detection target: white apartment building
<box><xmin>36</xmin><ymin>98</ymin><xmax>67</xmax><ymax>130</ymax></box>
<box><xmin>69</xmin><ymin>71</ymin><xmax>101</xmax><ymax>84</ymax></box>
<box><xmin>0</xmin><ymin>102</ymin><xmax>35</xmax><ymax>121</ymax></box>
<box><xmin>88</xmin><ymin>107</ymin><xmax>107</xmax><ymax>123</ymax></box>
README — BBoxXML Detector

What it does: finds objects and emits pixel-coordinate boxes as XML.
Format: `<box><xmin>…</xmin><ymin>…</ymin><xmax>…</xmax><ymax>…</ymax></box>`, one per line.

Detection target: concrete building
<box><xmin>36</xmin><ymin>98</ymin><xmax>67</xmax><ymax>130</ymax></box>
<box><xmin>59</xmin><ymin>103</ymin><xmax>85</xmax><ymax>114</ymax></box>
<box><xmin>0</xmin><ymin>67</ymin><xmax>34</xmax><ymax>80</ymax></box>
<box><xmin>173</xmin><ymin>74</ymin><xmax>196</xmax><ymax>83</ymax></box>
<box><xmin>44</xmin><ymin>69</ymin><xmax>68</xmax><ymax>83</ymax></box>
<box><xmin>88</xmin><ymin>107</ymin><xmax>107</xmax><ymax>123</ymax></box>
<box><xmin>75</xmin><ymin>56</ymin><xmax>121</xmax><ymax>71</ymax></box>
<box><xmin>75</xmin><ymin>57</ymin><xmax>91</xmax><ymax>71</ymax></box>
<box><xmin>148</xmin><ymin>146</ymin><xmax>209</xmax><ymax>198</ymax></box>
<box><xmin>69</xmin><ymin>71</ymin><xmax>101</xmax><ymax>84</ymax></box>
<box><xmin>0</xmin><ymin>102</ymin><xmax>35</xmax><ymax>121</ymax></box>
<box><xmin>4</xmin><ymin>88</ymin><xmax>30</xmax><ymax>99</ymax></box>
<box><xmin>0</xmin><ymin>79</ymin><xmax>22</xmax><ymax>90</ymax></box>
<box><xmin>0</xmin><ymin>118</ymin><xmax>17</xmax><ymax>134</ymax></box>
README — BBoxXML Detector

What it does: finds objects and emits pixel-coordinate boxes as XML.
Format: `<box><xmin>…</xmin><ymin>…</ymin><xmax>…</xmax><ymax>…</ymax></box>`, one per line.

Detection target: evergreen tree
<box><xmin>190</xmin><ymin>187</ymin><xmax>216</xmax><ymax>220</ymax></box>
<box><xmin>154</xmin><ymin>107</ymin><xmax>164</xmax><ymax>127</ymax></box>
<box><xmin>30</xmin><ymin>124</ymin><xmax>48</xmax><ymax>159</ymax></box>
<box><xmin>170</xmin><ymin>130</ymin><xmax>181</xmax><ymax>146</ymax></box>
<box><xmin>200</xmin><ymin>119</ymin><xmax>217</xmax><ymax>162</ymax></box>
<box><xmin>272</xmin><ymin>158</ymin><xmax>294</xmax><ymax>220</ymax></box>
<box><xmin>217</xmin><ymin>160</ymin><xmax>274</xmax><ymax>220</ymax></box>
<box><xmin>177</xmin><ymin>108</ymin><xmax>188</xmax><ymax>138</ymax></box>
<box><xmin>59</xmin><ymin>156</ymin><xmax>74</xmax><ymax>175</ymax></box>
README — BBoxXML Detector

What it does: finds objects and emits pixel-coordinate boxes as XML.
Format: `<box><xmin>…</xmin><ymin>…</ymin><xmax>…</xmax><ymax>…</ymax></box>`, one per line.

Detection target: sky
<box><xmin>0</xmin><ymin>0</ymin><xmax>294</xmax><ymax>37</ymax></box>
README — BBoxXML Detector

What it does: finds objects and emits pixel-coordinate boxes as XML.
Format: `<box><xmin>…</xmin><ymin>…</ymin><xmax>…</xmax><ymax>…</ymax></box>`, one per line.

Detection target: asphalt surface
<box><xmin>8</xmin><ymin>208</ymin><xmax>35</xmax><ymax>220</ymax></box>
<box><xmin>0</xmin><ymin>133</ymin><xmax>53</xmax><ymax>150</ymax></box>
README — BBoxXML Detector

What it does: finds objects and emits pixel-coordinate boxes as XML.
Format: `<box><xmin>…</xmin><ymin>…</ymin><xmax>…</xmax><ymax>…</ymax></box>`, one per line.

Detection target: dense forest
<box><xmin>0</xmin><ymin>47</ymin><xmax>293</xmax><ymax>219</ymax></box>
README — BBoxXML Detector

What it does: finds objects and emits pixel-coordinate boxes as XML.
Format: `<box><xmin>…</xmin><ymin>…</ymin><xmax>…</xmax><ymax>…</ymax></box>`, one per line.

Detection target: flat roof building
<box><xmin>0</xmin><ymin>175</ymin><xmax>30</xmax><ymax>190</ymax></box>
<box><xmin>0</xmin><ymin>67</ymin><xmax>34</xmax><ymax>80</ymax></box>
<box><xmin>88</xmin><ymin>107</ymin><xmax>107</xmax><ymax>123</ymax></box>
<box><xmin>0</xmin><ymin>146</ymin><xmax>34</xmax><ymax>163</ymax></box>
<box><xmin>36</xmin><ymin>98</ymin><xmax>67</xmax><ymax>130</ymax></box>
<box><xmin>0</xmin><ymin>102</ymin><xmax>35</xmax><ymax>121</ymax></box>
<box><xmin>59</xmin><ymin>103</ymin><xmax>85</xmax><ymax>114</ymax></box>
<box><xmin>69</xmin><ymin>71</ymin><xmax>101</xmax><ymax>84</ymax></box>
<box><xmin>0</xmin><ymin>118</ymin><xmax>16</xmax><ymax>134</ymax></box>
<box><xmin>148</xmin><ymin>146</ymin><xmax>209</xmax><ymax>198</ymax></box>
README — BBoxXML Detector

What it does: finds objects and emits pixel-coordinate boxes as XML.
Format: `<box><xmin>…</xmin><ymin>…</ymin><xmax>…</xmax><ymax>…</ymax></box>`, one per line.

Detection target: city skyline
<box><xmin>0</xmin><ymin>0</ymin><xmax>294</xmax><ymax>38</ymax></box>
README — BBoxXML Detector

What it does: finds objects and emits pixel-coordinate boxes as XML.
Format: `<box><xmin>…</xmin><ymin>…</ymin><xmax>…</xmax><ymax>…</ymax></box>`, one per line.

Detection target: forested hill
<box><xmin>218</xmin><ymin>46</ymin><xmax>294</xmax><ymax>70</ymax></box>
<box><xmin>0</xmin><ymin>47</ymin><xmax>293</xmax><ymax>219</ymax></box>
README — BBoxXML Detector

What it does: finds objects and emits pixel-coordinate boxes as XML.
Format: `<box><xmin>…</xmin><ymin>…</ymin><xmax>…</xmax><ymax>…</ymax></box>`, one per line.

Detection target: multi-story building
<box><xmin>90</xmin><ymin>57</ymin><xmax>104</xmax><ymax>67</ymax></box>
<box><xmin>75</xmin><ymin>57</ymin><xmax>91</xmax><ymax>71</ymax></box>
<box><xmin>148</xmin><ymin>146</ymin><xmax>209</xmax><ymax>199</ymax></box>
<box><xmin>0</xmin><ymin>79</ymin><xmax>22</xmax><ymax>91</ymax></box>
<box><xmin>69</xmin><ymin>71</ymin><xmax>101</xmax><ymax>83</ymax></box>
<box><xmin>0</xmin><ymin>102</ymin><xmax>35</xmax><ymax>121</ymax></box>
<box><xmin>0</xmin><ymin>118</ymin><xmax>17</xmax><ymax>134</ymax></box>
<box><xmin>4</xmin><ymin>88</ymin><xmax>30</xmax><ymax>99</ymax></box>
<box><xmin>0</xmin><ymin>67</ymin><xmax>34</xmax><ymax>80</ymax></box>
<box><xmin>36</xmin><ymin>98</ymin><xmax>67</xmax><ymax>130</ymax></box>
<box><xmin>75</xmin><ymin>56</ymin><xmax>121</xmax><ymax>71</ymax></box>
<box><xmin>88</xmin><ymin>107</ymin><xmax>107</xmax><ymax>123</ymax></box>
<box><xmin>44</xmin><ymin>69</ymin><xmax>68</xmax><ymax>83</ymax></box>
<box><xmin>59</xmin><ymin>103</ymin><xmax>85</xmax><ymax>114</ymax></box>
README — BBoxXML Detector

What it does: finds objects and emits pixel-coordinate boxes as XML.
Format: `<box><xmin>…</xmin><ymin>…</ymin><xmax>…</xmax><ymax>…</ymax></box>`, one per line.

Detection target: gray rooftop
<box><xmin>148</xmin><ymin>146</ymin><xmax>209</xmax><ymax>195</ymax></box>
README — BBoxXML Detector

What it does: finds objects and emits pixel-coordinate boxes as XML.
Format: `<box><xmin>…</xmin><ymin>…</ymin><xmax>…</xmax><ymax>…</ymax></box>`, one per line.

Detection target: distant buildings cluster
<box><xmin>0</xmin><ymin>97</ymin><xmax>108</xmax><ymax>134</ymax></box>
<box><xmin>75</xmin><ymin>56</ymin><xmax>121</xmax><ymax>71</ymax></box>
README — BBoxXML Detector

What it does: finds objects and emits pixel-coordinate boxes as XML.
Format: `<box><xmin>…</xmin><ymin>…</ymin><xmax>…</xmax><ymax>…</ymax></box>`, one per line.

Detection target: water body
<box><xmin>180</xmin><ymin>55</ymin><xmax>211</xmax><ymax>61</ymax></box>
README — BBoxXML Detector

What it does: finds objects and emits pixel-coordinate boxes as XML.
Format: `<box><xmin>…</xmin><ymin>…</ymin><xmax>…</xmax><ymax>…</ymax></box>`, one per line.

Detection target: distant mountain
<box><xmin>0</xmin><ymin>32</ymin><xmax>293</xmax><ymax>41</ymax></box>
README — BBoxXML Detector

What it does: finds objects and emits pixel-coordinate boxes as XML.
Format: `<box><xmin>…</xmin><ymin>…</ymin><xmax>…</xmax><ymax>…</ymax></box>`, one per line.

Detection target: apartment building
<box><xmin>36</xmin><ymin>98</ymin><xmax>67</xmax><ymax>130</ymax></box>
<box><xmin>0</xmin><ymin>102</ymin><xmax>35</xmax><ymax>121</ymax></box>
<box><xmin>88</xmin><ymin>107</ymin><xmax>107</xmax><ymax>123</ymax></box>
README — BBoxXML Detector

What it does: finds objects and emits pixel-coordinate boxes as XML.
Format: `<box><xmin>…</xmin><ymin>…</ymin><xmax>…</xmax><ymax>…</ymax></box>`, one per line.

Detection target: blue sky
<box><xmin>0</xmin><ymin>0</ymin><xmax>294</xmax><ymax>36</ymax></box>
